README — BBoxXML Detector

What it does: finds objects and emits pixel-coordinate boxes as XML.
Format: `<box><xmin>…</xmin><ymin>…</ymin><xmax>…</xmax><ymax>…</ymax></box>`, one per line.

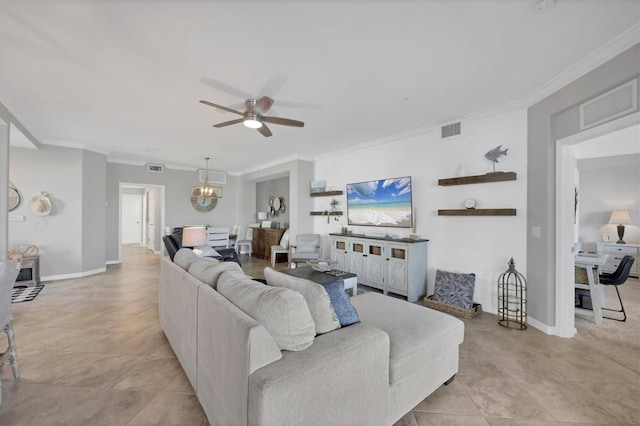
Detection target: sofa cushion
<box><xmin>218</xmin><ymin>271</ymin><xmax>316</xmax><ymax>351</ymax></box>
<box><xmin>174</xmin><ymin>248</ymin><xmax>200</xmax><ymax>270</ymax></box>
<box><xmin>295</xmin><ymin>240</ymin><xmax>317</xmax><ymax>253</ymax></box>
<box><xmin>351</xmin><ymin>292</ymin><xmax>464</xmax><ymax>385</ymax></box>
<box><xmin>264</xmin><ymin>267</ymin><xmax>340</xmax><ymax>334</ymax></box>
<box><xmin>188</xmin><ymin>260</ymin><xmax>243</xmax><ymax>289</ymax></box>
<box><xmin>433</xmin><ymin>269</ymin><xmax>476</xmax><ymax>310</ymax></box>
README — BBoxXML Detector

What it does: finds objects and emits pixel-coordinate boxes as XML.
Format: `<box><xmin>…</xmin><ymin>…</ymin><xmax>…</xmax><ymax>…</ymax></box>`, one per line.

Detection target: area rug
<box><xmin>12</xmin><ymin>285</ymin><xmax>44</xmax><ymax>303</ymax></box>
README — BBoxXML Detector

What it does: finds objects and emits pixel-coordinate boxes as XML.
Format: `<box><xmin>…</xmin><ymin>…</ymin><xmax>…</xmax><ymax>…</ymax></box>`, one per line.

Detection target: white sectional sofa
<box><xmin>159</xmin><ymin>249</ymin><xmax>464</xmax><ymax>425</ymax></box>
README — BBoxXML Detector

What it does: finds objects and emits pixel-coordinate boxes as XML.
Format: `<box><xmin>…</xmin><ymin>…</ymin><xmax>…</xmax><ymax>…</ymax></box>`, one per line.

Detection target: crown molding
<box><xmin>233</xmin><ymin>153</ymin><xmax>314</xmax><ymax>176</ymax></box>
<box><xmin>522</xmin><ymin>24</ymin><xmax>640</xmax><ymax>107</ymax></box>
<box><xmin>313</xmin><ymin>123</ymin><xmax>439</xmax><ymax>162</ymax></box>
<box><xmin>43</xmin><ymin>138</ymin><xmax>111</xmax><ymax>155</ymax></box>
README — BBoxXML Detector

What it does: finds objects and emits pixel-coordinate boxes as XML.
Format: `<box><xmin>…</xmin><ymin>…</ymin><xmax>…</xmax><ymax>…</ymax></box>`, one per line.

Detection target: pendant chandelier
<box><xmin>190</xmin><ymin>157</ymin><xmax>222</xmax><ymax>212</ymax></box>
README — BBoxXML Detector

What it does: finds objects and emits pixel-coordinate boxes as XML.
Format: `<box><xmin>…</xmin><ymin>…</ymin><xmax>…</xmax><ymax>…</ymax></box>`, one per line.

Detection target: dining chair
<box><xmin>288</xmin><ymin>234</ymin><xmax>321</xmax><ymax>268</ymax></box>
<box><xmin>207</xmin><ymin>227</ymin><xmax>230</xmax><ymax>248</ymax></box>
<box><xmin>270</xmin><ymin>229</ymin><xmax>290</xmax><ymax>267</ymax></box>
<box><xmin>0</xmin><ymin>259</ymin><xmax>22</xmax><ymax>405</ymax></box>
<box><xmin>598</xmin><ymin>255</ymin><xmax>635</xmax><ymax>322</ymax></box>
<box><xmin>229</xmin><ymin>224</ymin><xmax>242</xmax><ymax>249</ymax></box>
<box><xmin>236</xmin><ymin>223</ymin><xmax>260</xmax><ymax>256</ymax></box>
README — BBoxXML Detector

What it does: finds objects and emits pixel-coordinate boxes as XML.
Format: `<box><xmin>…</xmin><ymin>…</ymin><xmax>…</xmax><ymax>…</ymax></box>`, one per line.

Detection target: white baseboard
<box><xmin>42</xmin><ymin>267</ymin><xmax>106</xmax><ymax>282</ymax></box>
<box><xmin>106</xmin><ymin>259</ymin><xmax>121</xmax><ymax>265</ymax></box>
<box><xmin>526</xmin><ymin>316</ymin><xmax>573</xmax><ymax>337</ymax></box>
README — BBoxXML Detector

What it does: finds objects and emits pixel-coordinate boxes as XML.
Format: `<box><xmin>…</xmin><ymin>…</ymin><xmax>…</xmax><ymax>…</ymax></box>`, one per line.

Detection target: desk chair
<box><xmin>270</xmin><ymin>229</ymin><xmax>290</xmax><ymax>267</ymax></box>
<box><xmin>0</xmin><ymin>260</ymin><xmax>21</xmax><ymax>405</ymax></box>
<box><xmin>236</xmin><ymin>223</ymin><xmax>260</xmax><ymax>256</ymax></box>
<box><xmin>599</xmin><ymin>255</ymin><xmax>635</xmax><ymax>322</ymax></box>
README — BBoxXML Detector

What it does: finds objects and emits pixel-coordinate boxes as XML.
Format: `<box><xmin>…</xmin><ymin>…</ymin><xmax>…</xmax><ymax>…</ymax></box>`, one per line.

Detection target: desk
<box><xmin>575</xmin><ymin>254</ymin><xmax>608</xmax><ymax>324</ymax></box>
<box><xmin>281</xmin><ymin>267</ymin><xmax>358</xmax><ymax>297</ymax></box>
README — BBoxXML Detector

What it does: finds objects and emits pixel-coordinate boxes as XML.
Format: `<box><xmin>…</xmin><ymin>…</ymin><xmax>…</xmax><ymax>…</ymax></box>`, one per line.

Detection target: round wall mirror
<box><xmin>9</xmin><ymin>185</ymin><xmax>21</xmax><ymax>211</ymax></box>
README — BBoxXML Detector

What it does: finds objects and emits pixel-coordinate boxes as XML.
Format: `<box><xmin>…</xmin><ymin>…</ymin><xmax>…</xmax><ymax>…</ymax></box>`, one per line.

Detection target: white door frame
<box><xmin>118</xmin><ymin>182</ymin><xmax>166</xmax><ymax>262</ymax></box>
<box><xmin>555</xmin><ymin>112</ymin><xmax>639</xmax><ymax>338</ymax></box>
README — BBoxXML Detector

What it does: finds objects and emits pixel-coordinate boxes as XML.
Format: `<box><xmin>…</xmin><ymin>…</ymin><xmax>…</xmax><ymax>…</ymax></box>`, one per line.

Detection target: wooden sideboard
<box><xmin>252</xmin><ymin>228</ymin><xmax>286</xmax><ymax>260</ymax></box>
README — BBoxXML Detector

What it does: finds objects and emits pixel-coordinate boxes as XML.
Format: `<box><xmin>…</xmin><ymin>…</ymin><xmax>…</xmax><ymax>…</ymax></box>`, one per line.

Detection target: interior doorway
<box><xmin>118</xmin><ymin>182</ymin><xmax>165</xmax><ymax>262</ymax></box>
<box><xmin>122</xmin><ymin>193</ymin><xmax>143</xmax><ymax>244</ymax></box>
<box><xmin>555</xmin><ymin>113</ymin><xmax>639</xmax><ymax>337</ymax></box>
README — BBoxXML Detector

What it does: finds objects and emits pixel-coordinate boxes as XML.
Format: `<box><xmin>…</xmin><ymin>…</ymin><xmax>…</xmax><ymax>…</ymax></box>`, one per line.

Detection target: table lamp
<box><xmin>182</xmin><ymin>226</ymin><xmax>207</xmax><ymax>255</ymax></box>
<box><xmin>608</xmin><ymin>210</ymin><xmax>631</xmax><ymax>244</ymax></box>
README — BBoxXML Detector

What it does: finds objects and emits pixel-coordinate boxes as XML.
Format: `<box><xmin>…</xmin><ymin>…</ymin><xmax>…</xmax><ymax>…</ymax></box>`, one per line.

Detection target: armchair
<box><xmin>288</xmin><ymin>234</ymin><xmax>321</xmax><ymax>268</ymax></box>
<box><xmin>162</xmin><ymin>227</ymin><xmax>241</xmax><ymax>265</ymax></box>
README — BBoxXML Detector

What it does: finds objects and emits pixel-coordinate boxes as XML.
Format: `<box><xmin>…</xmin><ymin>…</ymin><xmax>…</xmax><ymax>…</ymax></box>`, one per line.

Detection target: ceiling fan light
<box><xmin>243</xmin><ymin>118</ymin><xmax>262</xmax><ymax>129</ymax></box>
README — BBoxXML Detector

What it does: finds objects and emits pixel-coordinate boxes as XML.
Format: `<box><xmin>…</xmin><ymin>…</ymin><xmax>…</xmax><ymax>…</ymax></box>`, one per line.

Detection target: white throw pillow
<box><xmin>264</xmin><ymin>267</ymin><xmax>340</xmax><ymax>335</ymax></box>
<box><xmin>280</xmin><ymin>230</ymin><xmax>290</xmax><ymax>250</ymax></box>
<box><xmin>295</xmin><ymin>240</ymin><xmax>317</xmax><ymax>254</ymax></box>
<box><xmin>218</xmin><ymin>271</ymin><xmax>316</xmax><ymax>351</ymax></box>
<box><xmin>188</xmin><ymin>260</ymin><xmax>242</xmax><ymax>289</ymax></box>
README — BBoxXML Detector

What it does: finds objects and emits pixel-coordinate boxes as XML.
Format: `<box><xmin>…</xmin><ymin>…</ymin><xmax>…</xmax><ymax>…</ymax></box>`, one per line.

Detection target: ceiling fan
<box><xmin>199</xmin><ymin>96</ymin><xmax>304</xmax><ymax>137</ymax></box>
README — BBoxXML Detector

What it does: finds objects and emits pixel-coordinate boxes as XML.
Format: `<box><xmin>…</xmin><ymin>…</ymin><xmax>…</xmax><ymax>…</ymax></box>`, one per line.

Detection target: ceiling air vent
<box><xmin>441</xmin><ymin>122</ymin><xmax>461</xmax><ymax>138</ymax></box>
<box><xmin>580</xmin><ymin>79</ymin><xmax>637</xmax><ymax>130</ymax></box>
<box><xmin>147</xmin><ymin>164</ymin><xmax>164</xmax><ymax>173</ymax></box>
<box><xmin>199</xmin><ymin>169</ymin><xmax>227</xmax><ymax>185</ymax></box>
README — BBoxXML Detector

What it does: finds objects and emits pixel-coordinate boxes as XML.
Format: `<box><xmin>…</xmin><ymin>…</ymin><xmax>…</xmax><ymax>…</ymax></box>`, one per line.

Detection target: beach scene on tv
<box><xmin>347</xmin><ymin>177</ymin><xmax>412</xmax><ymax>228</ymax></box>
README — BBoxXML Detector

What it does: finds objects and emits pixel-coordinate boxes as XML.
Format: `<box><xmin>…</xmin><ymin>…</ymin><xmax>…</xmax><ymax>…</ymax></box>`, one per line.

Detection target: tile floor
<box><xmin>1</xmin><ymin>246</ymin><xmax>639</xmax><ymax>425</ymax></box>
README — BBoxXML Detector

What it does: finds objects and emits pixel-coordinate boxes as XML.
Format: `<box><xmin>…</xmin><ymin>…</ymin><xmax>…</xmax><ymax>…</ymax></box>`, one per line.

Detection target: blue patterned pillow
<box><xmin>318</xmin><ymin>278</ymin><xmax>359</xmax><ymax>327</ymax></box>
<box><xmin>433</xmin><ymin>269</ymin><xmax>476</xmax><ymax>310</ymax></box>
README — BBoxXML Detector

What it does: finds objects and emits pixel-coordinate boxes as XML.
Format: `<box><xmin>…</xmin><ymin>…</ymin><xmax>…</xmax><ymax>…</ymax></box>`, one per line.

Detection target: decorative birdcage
<box><xmin>497</xmin><ymin>258</ymin><xmax>527</xmax><ymax>330</ymax></box>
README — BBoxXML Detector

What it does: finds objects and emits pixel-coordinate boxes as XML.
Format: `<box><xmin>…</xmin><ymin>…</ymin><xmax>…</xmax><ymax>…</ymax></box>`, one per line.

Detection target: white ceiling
<box><xmin>1</xmin><ymin>0</ymin><xmax>639</xmax><ymax>173</ymax></box>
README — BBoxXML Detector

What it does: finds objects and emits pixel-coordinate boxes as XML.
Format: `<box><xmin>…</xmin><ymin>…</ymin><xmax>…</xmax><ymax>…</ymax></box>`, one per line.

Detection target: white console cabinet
<box><xmin>329</xmin><ymin>234</ymin><xmax>428</xmax><ymax>302</ymax></box>
<box><xmin>597</xmin><ymin>243</ymin><xmax>639</xmax><ymax>277</ymax></box>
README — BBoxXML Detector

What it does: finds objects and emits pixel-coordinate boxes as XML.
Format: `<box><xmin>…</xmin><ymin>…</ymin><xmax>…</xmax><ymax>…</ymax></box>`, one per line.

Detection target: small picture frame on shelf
<box><xmin>310</xmin><ymin>180</ymin><xmax>326</xmax><ymax>193</ymax></box>
<box><xmin>602</xmin><ymin>234</ymin><xmax>612</xmax><ymax>242</ymax></box>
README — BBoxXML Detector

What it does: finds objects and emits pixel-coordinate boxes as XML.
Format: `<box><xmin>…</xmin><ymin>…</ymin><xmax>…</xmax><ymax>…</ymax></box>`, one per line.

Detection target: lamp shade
<box><xmin>608</xmin><ymin>210</ymin><xmax>631</xmax><ymax>225</ymax></box>
<box><xmin>182</xmin><ymin>227</ymin><xmax>207</xmax><ymax>247</ymax></box>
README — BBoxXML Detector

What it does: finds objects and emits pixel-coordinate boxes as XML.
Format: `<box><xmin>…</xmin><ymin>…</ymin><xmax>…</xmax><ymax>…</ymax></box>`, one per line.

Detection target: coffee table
<box><xmin>281</xmin><ymin>267</ymin><xmax>358</xmax><ymax>296</ymax></box>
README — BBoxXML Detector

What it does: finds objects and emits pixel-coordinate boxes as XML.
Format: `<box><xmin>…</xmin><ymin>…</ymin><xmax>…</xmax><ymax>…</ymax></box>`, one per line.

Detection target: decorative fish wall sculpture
<box><xmin>485</xmin><ymin>145</ymin><xmax>508</xmax><ymax>172</ymax></box>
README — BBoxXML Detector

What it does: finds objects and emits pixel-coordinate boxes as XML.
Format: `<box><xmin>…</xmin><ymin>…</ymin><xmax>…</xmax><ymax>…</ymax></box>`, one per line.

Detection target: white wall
<box><xmin>9</xmin><ymin>145</ymin><xmax>105</xmax><ymax>279</ymax></box>
<box><xmin>578</xmin><ymin>154</ymin><xmax>640</xmax><ymax>250</ymax></box>
<box><xmin>314</xmin><ymin>109</ymin><xmax>528</xmax><ymax>314</ymax></box>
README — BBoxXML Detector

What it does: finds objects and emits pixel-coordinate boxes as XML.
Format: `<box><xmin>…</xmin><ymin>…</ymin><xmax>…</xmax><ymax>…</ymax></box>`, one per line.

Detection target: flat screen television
<box><xmin>346</xmin><ymin>176</ymin><xmax>413</xmax><ymax>228</ymax></box>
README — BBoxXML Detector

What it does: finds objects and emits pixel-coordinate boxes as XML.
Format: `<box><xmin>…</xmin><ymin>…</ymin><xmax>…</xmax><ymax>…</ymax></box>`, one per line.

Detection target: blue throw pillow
<box><xmin>318</xmin><ymin>278</ymin><xmax>359</xmax><ymax>327</ymax></box>
<box><xmin>433</xmin><ymin>269</ymin><xmax>476</xmax><ymax>310</ymax></box>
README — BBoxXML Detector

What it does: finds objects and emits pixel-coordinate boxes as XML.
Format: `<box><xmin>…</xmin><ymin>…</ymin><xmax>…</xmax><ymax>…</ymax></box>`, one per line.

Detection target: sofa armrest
<box><xmin>248</xmin><ymin>323</ymin><xmax>390</xmax><ymax>425</ymax></box>
<box><xmin>197</xmin><ymin>284</ymin><xmax>282</xmax><ymax>426</ymax></box>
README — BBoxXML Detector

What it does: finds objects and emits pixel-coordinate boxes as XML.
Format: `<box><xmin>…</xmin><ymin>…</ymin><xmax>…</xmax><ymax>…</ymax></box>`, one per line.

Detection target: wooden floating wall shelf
<box><xmin>310</xmin><ymin>190</ymin><xmax>344</xmax><ymax>197</ymax></box>
<box><xmin>438</xmin><ymin>209</ymin><xmax>517</xmax><ymax>216</ymax></box>
<box><xmin>438</xmin><ymin>172</ymin><xmax>517</xmax><ymax>186</ymax></box>
<box><xmin>310</xmin><ymin>211</ymin><xmax>343</xmax><ymax>216</ymax></box>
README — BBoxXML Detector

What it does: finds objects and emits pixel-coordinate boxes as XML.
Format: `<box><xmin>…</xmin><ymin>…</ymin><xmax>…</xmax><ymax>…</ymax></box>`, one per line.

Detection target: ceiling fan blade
<box><xmin>200</xmin><ymin>77</ymin><xmax>254</xmax><ymax>99</ymax></box>
<box><xmin>262</xmin><ymin>116</ymin><xmax>305</xmax><ymax>127</ymax></box>
<box><xmin>213</xmin><ymin>118</ymin><xmax>244</xmax><ymax>128</ymax></box>
<box><xmin>257</xmin><ymin>124</ymin><xmax>272</xmax><ymax>137</ymax></box>
<box><xmin>254</xmin><ymin>96</ymin><xmax>274</xmax><ymax>114</ymax></box>
<box><xmin>200</xmin><ymin>100</ymin><xmax>243</xmax><ymax>116</ymax></box>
